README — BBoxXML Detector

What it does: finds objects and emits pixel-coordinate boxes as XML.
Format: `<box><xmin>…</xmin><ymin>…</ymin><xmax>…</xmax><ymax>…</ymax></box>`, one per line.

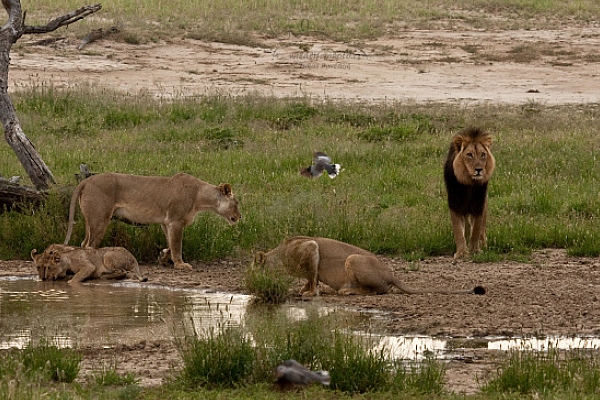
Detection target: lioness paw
<box><xmin>174</xmin><ymin>262</ymin><xmax>193</xmax><ymax>271</ymax></box>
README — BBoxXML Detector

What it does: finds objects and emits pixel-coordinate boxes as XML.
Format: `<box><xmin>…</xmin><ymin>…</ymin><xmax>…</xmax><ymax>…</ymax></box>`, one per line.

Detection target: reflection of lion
<box><xmin>443</xmin><ymin>127</ymin><xmax>496</xmax><ymax>259</ymax></box>
<box><xmin>31</xmin><ymin>244</ymin><xmax>147</xmax><ymax>284</ymax></box>
<box><xmin>253</xmin><ymin>236</ymin><xmax>485</xmax><ymax>296</ymax></box>
<box><xmin>63</xmin><ymin>172</ymin><xmax>241</xmax><ymax>270</ymax></box>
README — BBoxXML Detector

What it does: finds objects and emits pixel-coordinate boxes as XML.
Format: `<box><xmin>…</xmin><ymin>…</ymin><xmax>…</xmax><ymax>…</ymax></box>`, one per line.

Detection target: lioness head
<box><xmin>252</xmin><ymin>251</ymin><xmax>280</xmax><ymax>270</ymax></box>
<box><xmin>451</xmin><ymin>128</ymin><xmax>495</xmax><ymax>185</ymax></box>
<box><xmin>31</xmin><ymin>248</ymin><xmax>62</xmax><ymax>281</ymax></box>
<box><xmin>31</xmin><ymin>249</ymin><xmax>48</xmax><ymax>281</ymax></box>
<box><xmin>217</xmin><ymin>183</ymin><xmax>242</xmax><ymax>225</ymax></box>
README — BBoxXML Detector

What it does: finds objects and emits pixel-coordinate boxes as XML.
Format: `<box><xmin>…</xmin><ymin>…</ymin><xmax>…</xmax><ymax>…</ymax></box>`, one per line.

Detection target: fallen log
<box><xmin>0</xmin><ymin>177</ymin><xmax>44</xmax><ymax>210</ymax></box>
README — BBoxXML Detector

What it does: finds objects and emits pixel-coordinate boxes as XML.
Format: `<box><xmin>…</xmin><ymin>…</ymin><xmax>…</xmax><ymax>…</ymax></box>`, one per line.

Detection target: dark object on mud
<box><xmin>300</xmin><ymin>152</ymin><xmax>341</xmax><ymax>179</ymax></box>
<box><xmin>473</xmin><ymin>285</ymin><xmax>486</xmax><ymax>295</ymax></box>
<box><xmin>274</xmin><ymin>359</ymin><xmax>330</xmax><ymax>391</ymax></box>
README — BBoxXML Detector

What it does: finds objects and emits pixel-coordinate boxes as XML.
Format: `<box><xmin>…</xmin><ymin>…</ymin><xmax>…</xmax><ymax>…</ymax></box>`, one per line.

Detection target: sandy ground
<box><xmin>3</xmin><ymin>26</ymin><xmax>600</xmax><ymax>395</ymax></box>
<box><xmin>9</xmin><ymin>26</ymin><xmax>600</xmax><ymax>104</ymax></box>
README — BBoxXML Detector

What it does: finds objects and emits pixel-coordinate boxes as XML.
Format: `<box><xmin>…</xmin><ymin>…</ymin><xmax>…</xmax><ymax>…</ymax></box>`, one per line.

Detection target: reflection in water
<box><xmin>1</xmin><ymin>276</ymin><xmax>599</xmax><ymax>359</ymax></box>
<box><xmin>488</xmin><ymin>337</ymin><xmax>600</xmax><ymax>351</ymax></box>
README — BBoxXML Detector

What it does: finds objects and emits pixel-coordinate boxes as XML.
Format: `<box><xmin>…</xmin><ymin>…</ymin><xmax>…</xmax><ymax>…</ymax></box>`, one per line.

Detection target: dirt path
<box><xmin>4</xmin><ymin>27</ymin><xmax>600</xmax><ymax>394</ymax></box>
<box><xmin>10</xmin><ymin>27</ymin><xmax>600</xmax><ymax>104</ymax></box>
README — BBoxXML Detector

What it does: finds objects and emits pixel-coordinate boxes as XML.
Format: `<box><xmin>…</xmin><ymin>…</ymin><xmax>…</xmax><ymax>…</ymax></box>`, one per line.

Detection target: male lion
<box><xmin>443</xmin><ymin>127</ymin><xmax>496</xmax><ymax>259</ymax></box>
<box><xmin>31</xmin><ymin>244</ymin><xmax>147</xmax><ymax>284</ymax></box>
<box><xmin>253</xmin><ymin>236</ymin><xmax>486</xmax><ymax>296</ymax></box>
<box><xmin>63</xmin><ymin>172</ymin><xmax>241</xmax><ymax>270</ymax></box>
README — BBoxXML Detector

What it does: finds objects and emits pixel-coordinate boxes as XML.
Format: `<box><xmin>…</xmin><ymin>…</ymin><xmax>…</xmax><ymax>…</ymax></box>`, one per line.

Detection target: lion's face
<box><xmin>45</xmin><ymin>255</ymin><xmax>66</xmax><ymax>281</ymax></box>
<box><xmin>451</xmin><ymin>132</ymin><xmax>495</xmax><ymax>185</ymax></box>
<box><xmin>31</xmin><ymin>249</ymin><xmax>59</xmax><ymax>280</ymax></box>
<box><xmin>31</xmin><ymin>249</ymin><xmax>49</xmax><ymax>280</ymax></box>
<box><xmin>217</xmin><ymin>183</ymin><xmax>242</xmax><ymax>225</ymax></box>
<box><xmin>252</xmin><ymin>251</ymin><xmax>283</xmax><ymax>271</ymax></box>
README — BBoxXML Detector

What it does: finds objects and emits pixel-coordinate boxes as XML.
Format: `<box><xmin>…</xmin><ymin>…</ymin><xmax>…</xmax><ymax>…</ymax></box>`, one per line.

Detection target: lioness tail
<box><xmin>64</xmin><ymin>182</ymin><xmax>85</xmax><ymax>245</ymax></box>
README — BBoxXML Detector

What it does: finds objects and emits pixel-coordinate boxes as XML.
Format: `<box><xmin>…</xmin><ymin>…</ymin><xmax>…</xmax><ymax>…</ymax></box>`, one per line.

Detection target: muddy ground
<box><xmin>3</xmin><ymin>25</ymin><xmax>600</xmax><ymax>395</ymax></box>
<box><xmin>2</xmin><ymin>249</ymin><xmax>600</xmax><ymax>394</ymax></box>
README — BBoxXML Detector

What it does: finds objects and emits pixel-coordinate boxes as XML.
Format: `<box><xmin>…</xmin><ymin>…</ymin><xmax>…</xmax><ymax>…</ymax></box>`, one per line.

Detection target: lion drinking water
<box><xmin>443</xmin><ymin>127</ymin><xmax>495</xmax><ymax>260</ymax></box>
<box><xmin>253</xmin><ymin>236</ymin><xmax>485</xmax><ymax>296</ymax></box>
<box><xmin>31</xmin><ymin>244</ymin><xmax>147</xmax><ymax>284</ymax></box>
<box><xmin>63</xmin><ymin>172</ymin><xmax>241</xmax><ymax>270</ymax></box>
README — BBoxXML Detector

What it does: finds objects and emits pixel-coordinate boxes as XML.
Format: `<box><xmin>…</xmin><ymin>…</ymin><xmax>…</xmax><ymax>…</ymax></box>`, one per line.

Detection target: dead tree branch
<box><xmin>23</xmin><ymin>4</ymin><xmax>102</xmax><ymax>35</ymax></box>
<box><xmin>0</xmin><ymin>1</ymin><xmax>101</xmax><ymax>200</ymax></box>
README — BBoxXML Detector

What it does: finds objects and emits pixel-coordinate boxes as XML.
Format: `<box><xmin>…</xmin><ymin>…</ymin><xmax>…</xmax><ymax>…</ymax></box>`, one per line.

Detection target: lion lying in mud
<box><xmin>253</xmin><ymin>236</ymin><xmax>486</xmax><ymax>296</ymax></box>
<box><xmin>443</xmin><ymin>127</ymin><xmax>496</xmax><ymax>259</ymax></box>
<box><xmin>31</xmin><ymin>244</ymin><xmax>147</xmax><ymax>284</ymax></box>
<box><xmin>63</xmin><ymin>172</ymin><xmax>241</xmax><ymax>270</ymax></box>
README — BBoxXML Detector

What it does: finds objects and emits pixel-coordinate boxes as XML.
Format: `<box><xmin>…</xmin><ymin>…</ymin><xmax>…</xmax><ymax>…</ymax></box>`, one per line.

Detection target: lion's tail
<box><xmin>392</xmin><ymin>280</ymin><xmax>486</xmax><ymax>295</ymax></box>
<box><xmin>63</xmin><ymin>182</ymin><xmax>84</xmax><ymax>245</ymax></box>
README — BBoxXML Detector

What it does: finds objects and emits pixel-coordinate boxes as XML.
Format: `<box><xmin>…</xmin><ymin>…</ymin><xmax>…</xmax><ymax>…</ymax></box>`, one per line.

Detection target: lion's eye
<box><xmin>466</xmin><ymin>152</ymin><xmax>474</xmax><ymax>158</ymax></box>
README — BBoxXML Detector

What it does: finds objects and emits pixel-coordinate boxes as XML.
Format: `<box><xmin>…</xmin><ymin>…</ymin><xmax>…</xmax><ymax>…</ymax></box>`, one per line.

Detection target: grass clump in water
<box><xmin>244</xmin><ymin>262</ymin><xmax>294</xmax><ymax>304</ymax></box>
<box><xmin>483</xmin><ymin>347</ymin><xmax>600</xmax><ymax>395</ymax></box>
<box><xmin>174</xmin><ymin>310</ymin><xmax>447</xmax><ymax>394</ymax></box>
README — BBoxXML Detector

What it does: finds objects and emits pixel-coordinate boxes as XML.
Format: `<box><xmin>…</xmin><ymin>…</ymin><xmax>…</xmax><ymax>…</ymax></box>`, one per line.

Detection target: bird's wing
<box><xmin>313</xmin><ymin>152</ymin><xmax>331</xmax><ymax>164</ymax></box>
<box><xmin>276</xmin><ymin>366</ymin><xmax>308</xmax><ymax>384</ymax></box>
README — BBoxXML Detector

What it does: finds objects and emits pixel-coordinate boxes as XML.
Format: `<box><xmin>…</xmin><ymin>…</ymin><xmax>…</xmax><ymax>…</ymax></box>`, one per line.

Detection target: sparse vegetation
<box><xmin>21</xmin><ymin>0</ymin><xmax>600</xmax><ymax>45</ymax></box>
<box><xmin>1</xmin><ymin>89</ymin><xmax>599</xmax><ymax>261</ymax></box>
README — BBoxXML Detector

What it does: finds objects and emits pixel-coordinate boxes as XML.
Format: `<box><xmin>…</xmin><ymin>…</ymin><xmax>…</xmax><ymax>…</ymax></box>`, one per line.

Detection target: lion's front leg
<box><xmin>469</xmin><ymin>197</ymin><xmax>488</xmax><ymax>254</ymax></box>
<box><xmin>163</xmin><ymin>222</ymin><xmax>192</xmax><ymax>270</ymax></box>
<box><xmin>68</xmin><ymin>260</ymin><xmax>96</xmax><ymax>285</ymax></box>
<box><xmin>450</xmin><ymin>210</ymin><xmax>469</xmax><ymax>259</ymax></box>
<box><xmin>290</xmin><ymin>241</ymin><xmax>320</xmax><ymax>296</ymax></box>
<box><xmin>469</xmin><ymin>215</ymin><xmax>487</xmax><ymax>254</ymax></box>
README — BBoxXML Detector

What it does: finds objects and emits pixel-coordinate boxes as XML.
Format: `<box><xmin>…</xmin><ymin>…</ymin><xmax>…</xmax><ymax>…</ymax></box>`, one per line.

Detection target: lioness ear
<box><xmin>219</xmin><ymin>183</ymin><xmax>233</xmax><ymax>197</ymax></box>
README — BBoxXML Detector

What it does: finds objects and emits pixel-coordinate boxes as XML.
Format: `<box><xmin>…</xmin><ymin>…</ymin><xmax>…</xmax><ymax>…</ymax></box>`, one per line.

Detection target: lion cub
<box><xmin>31</xmin><ymin>244</ymin><xmax>147</xmax><ymax>285</ymax></box>
<box><xmin>253</xmin><ymin>236</ymin><xmax>485</xmax><ymax>296</ymax></box>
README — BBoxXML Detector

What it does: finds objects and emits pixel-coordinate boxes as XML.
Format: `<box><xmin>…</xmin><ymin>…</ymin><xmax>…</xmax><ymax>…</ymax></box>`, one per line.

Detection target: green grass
<box><xmin>244</xmin><ymin>262</ymin><xmax>294</xmax><ymax>304</ymax></box>
<box><xmin>483</xmin><ymin>348</ymin><xmax>600</xmax><ymax>396</ymax></box>
<box><xmin>173</xmin><ymin>308</ymin><xmax>446</xmax><ymax>394</ymax></box>
<box><xmin>17</xmin><ymin>0</ymin><xmax>600</xmax><ymax>47</ymax></box>
<box><xmin>1</xmin><ymin>89</ymin><xmax>599</xmax><ymax>261</ymax></box>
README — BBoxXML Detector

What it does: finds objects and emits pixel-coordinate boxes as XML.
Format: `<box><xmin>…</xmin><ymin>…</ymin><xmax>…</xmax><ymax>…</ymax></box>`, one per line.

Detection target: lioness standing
<box><xmin>64</xmin><ymin>172</ymin><xmax>241</xmax><ymax>270</ymax></box>
<box><xmin>443</xmin><ymin>127</ymin><xmax>495</xmax><ymax>259</ymax></box>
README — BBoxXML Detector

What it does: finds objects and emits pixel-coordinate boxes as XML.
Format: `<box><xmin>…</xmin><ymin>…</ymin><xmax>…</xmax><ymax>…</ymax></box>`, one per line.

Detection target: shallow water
<box><xmin>1</xmin><ymin>276</ymin><xmax>599</xmax><ymax>359</ymax></box>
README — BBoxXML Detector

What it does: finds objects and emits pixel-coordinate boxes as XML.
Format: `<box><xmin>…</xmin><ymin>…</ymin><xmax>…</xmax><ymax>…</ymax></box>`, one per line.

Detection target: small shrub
<box><xmin>402</xmin><ymin>356</ymin><xmax>446</xmax><ymax>394</ymax></box>
<box><xmin>178</xmin><ymin>327</ymin><xmax>254</xmax><ymax>388</ymax></box>
<box><xmin>244</xmin><ymin>264</ymin><xmax>293</xmax><ymax>304</ymax></box>
<box><xmin>94</xmin><ymin>369</ymin><xmax>140</xmax><ymax>386</ymax></box>
<box><xmin>323</xmin><ymin>331</ymin><xmax>390</xmax><ymax>394</ymax></box>
<box><xmin>21</xmin><ymin>343</ymin><xmax>81</xmax><ymax>383</ymax></box>
<box><xmin>482</xmin><ymin>348</ymin><xmax>600</xmax><ymax>395</ymax></box>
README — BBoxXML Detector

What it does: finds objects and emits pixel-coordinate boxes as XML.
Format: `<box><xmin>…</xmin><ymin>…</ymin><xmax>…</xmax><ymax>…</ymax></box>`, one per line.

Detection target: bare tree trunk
<box><xmin>0</xmin><ymin>1</ymin><xmax>101</xmax><ymax>200</ymax></box>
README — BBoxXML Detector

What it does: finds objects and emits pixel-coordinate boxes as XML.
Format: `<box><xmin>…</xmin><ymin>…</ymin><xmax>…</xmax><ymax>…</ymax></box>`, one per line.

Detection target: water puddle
<box><xmin>1</xmin><ymin>276</ymin><xmax>598</xmax><ymax>359</ymax></box>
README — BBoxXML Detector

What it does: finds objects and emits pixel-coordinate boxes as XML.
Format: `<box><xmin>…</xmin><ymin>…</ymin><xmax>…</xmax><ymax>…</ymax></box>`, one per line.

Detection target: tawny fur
<box><xmin>443</xmin><ymin>127</ymin><xmax>496</xmax><ymax>260</ymax></box>
<box><xmin>31</xmin><ymin>244</ymin><xmax>147</xmax><ymax>284</ymax></box>
<box><xmin>63</xmin><ymin>172</ymin><xmax>241</xmax><ymax>270</ymax></box>
<box><xmin>253</xmin><ymin>236</ymin><xmax>485</xmax><ymax>296</ymax></box>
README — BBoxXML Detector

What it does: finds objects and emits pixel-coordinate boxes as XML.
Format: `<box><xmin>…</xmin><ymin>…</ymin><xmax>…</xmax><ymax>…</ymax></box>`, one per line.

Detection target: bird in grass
<box><xmin>274</xmin><ymin>359</ymin><xmax>331</xmax><ymax>391</ymax></box>
<box><xmin>300</xmin><ymin>152</ymin><xmax>341</xmax><ymax>179</ymax></box>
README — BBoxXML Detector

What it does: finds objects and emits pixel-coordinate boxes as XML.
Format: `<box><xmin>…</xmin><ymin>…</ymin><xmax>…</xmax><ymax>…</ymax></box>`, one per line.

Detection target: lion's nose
<box><xmin>475</xmin><ymin>168</ymin><xmax>483</xmax><ymax>175</ymax></box>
